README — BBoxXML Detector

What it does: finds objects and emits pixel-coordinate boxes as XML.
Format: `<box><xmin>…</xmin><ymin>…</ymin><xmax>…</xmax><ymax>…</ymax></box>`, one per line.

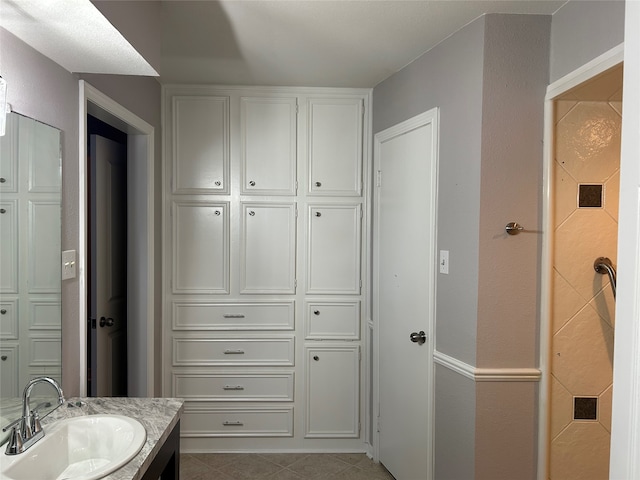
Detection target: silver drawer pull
<box><xmin>223</xmin><ymin>314</ymin><xmax>246</xmax><ymax>319</ymax></box>
<box><xmin>223</xmin><ymin>385</ymin><xmax>245</xmax><ymax>391</ymax></box>
<box><xmin>223</xmin><ymin>421</ymin><xmax>244</xmax><ymax>426</ymax></box>
<box><xmin>224</xmin><ymin>349</ymin><xmax>245</xmax><ymax>355</ymax></box>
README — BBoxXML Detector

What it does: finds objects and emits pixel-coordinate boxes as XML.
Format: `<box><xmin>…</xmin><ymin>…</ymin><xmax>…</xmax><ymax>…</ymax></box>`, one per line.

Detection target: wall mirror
<box><xmin>0</xmin><ymin>112</ymin><xmax>62</xmax><ymax>440</ymax></box>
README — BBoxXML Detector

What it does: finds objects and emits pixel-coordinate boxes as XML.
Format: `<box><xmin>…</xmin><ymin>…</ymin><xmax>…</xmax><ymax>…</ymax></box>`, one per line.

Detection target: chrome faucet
<box><xmin>2</xmin><ymin>376</ymin><xmax>65</xmax><ymax>455</ymax></box>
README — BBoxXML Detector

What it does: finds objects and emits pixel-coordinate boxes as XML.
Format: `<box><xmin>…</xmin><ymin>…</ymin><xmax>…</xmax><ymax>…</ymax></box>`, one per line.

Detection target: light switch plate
<box><xmin>439</xmin><ymin>250</ymin><xmax>449</xmax><ymax>274</ymax></box>
<box><xmin>62</xmin><ymin>250</ymin><xmax>76</xmax><ymax>280</ymax></box>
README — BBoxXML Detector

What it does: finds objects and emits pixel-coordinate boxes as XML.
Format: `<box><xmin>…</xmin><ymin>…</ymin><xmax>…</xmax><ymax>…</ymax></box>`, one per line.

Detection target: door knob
<box><xmin>99</xmin><ymin>316</ymin><xmax>115</xmax><ymax>328</ymax></box>
<box><xmin>409</xmin><ymin>331</ymin><xmax>426</xmax><ymax>345</ymax></box>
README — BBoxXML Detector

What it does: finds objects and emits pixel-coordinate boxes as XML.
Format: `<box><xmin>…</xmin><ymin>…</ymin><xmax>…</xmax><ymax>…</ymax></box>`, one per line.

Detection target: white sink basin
<box><xmin>0</xmin><ymin>414</ymin><xmax>146</xmax><ymax>480</ymax></box>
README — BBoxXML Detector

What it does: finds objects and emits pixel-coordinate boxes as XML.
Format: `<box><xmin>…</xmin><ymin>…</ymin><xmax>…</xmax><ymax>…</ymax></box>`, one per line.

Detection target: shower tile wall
<box><xmin>550</xmin><ymin>78</ymin><xmax>621</xmax><ymax>480</ymax></box>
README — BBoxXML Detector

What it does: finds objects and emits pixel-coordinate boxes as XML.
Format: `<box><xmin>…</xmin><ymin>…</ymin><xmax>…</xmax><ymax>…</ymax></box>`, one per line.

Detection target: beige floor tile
<box><xmin>217</xmin><ymin>454</ymin><xmax>284</xmax><ymax>479</ymax></box>
<box><xmin>259</xmin><ymin>453</ymin><xmax>312</xmax><ymax>467</ymax></box>
<box><xmin>287</xmin><ymin>454</ymin><xmax>351</xmax><ymax>478</ymax></box>
<box><xmin>330</xmin><ymin>453</ymin><xmax>368</xmax><ymax>466</ymax></box>
<box><xmin>265</xmin><ymin>468</ymin><xmax>306</xmax><ymax>479</ymax></box>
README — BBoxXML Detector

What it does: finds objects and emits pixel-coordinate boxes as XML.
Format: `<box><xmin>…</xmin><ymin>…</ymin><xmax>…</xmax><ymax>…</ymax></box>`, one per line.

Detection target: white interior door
<box><xmin>375</xmin><ymin>109</ymin><xmax>438</xmax><ymax>480</ymax></box>
<box><xmin>90</xmin><ymin>134</ymin><xmax>127</xmax><ymax>396</ymax></box>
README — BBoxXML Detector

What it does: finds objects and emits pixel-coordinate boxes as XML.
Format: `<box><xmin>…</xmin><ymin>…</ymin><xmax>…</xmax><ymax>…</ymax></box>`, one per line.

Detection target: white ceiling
<box><xmin>0</xmin><ymin>0</ymin><xmax>567</xmax><ymax>87</ymax></box>
<box><xmin>160</xmin><ymin>0</ymin><xmax>566</xmax><ymax>87</ymax></box>
<box><xmin>0</xmin><ymin>0</ymin><xmax>157</xmax><ymax>76</ymax></box>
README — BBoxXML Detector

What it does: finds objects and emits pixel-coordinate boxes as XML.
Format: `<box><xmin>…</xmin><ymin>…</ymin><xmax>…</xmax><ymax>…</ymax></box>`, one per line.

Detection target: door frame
<box><xmin>78</xmin><ymin>80</ymin><xmax>155</xmax><ymax>397</ymax></box>
<box><xmin>537</xmin><ymin>44</ymin><xmax>623</xmax><ymax>479</ymax></box>
<box><xmin>372</xmin><ymin>108</ymin><xmax>439</xmax><ymax>479</ymax></box>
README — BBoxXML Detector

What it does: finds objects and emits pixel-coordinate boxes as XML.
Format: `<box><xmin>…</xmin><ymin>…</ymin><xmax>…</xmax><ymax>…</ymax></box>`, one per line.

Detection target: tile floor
<box><xmin>180</xmin><ymin>453</ymin><xmax>395</xmax><ymax>479</ymax></box>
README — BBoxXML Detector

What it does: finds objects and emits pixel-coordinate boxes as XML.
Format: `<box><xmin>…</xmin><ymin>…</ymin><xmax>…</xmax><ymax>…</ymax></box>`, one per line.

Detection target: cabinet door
<box><xmin>28</xmin><ymin>200</ymin><xmax>61</xmax><ymax>294</ymax></box>
<box><xmin>0</xmin><ymin>200</ymin><xmax>18</xmax><ymax>293</ymax></box>
<box><xmin>172</xmin><ymin>96</ymin><xmax>229</xmax><ymax>193</ymax></box>
<box><xmin>305</xmin><ymin>345</ymin><xmax>360</xmax><ymax>438</ymax></box>
<box><xmin>241</xmin><ymin>203</ymin><xmax>297</xmax><ymax>294</ymax></box>
<box><xmin>307</xmin><ymin>204</ymin><xmax>361</xmax><ymax>294</ymax></box>
<box><xmin>0</xmin><ymin>345</ymin><xmax>18</xmax><ymax>398</ymax></box>
<box><xmin>241</xmin><ymin>97</ymin><xmax>297</xmax><ymax>195</ymax></box>
<box><xmin>0</xmin><ymin>113</ymin><xmax>17</xmax><ymax>193</ymax></box>
<box><xmin>308</xmin><ymin>98</ymin><xmax>363</xmax><ymax>196</ymax></box>
<box><xmin>172</xmin><ymin>201</ymin><xmax>229</xmax><ymax>294</ymax></box>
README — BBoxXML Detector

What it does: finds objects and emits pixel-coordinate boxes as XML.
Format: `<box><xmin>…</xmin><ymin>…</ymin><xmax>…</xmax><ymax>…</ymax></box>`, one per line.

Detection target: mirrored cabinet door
<box><xmin>0</xmin><ymin>112</ymin><xmax>62</xmax><ymax>428</ymax></box>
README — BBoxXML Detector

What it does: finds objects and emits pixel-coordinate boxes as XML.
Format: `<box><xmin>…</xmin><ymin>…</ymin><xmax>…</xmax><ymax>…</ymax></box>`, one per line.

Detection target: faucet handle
<box><xmin>4</xmin><ymin>426</ymin><xmax>24</xmax><ymax>455</ymax></box>
<box><xmin>30</xmin><ymin>410</ymin><xmax>42</xmax><ymax>435</ymax></box>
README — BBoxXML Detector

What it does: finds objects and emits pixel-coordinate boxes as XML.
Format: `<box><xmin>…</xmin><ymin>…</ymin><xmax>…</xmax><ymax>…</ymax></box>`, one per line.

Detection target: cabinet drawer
<box><xmin>182</xmin><ymin>406</ymin><xmax>293</xmax><ymax>437</ymax></box>
<box><xmin>173</xmin><ymin>302</ymin><xmax>294</xmax><ymax>330</ymax></box>
<box><xmin>173</xmin><ymin>372</ymin><xmax>294</xmax><ymax>401</ymax></box>
<box><xmin>173</xmin><ymin>336</ymin><xmax>295</xmax><ymax>366</ymax></box>
<box><xmin>305</xmin><ymin>301</ymin><xmax>360</xmax><ymax>340</ymax></box>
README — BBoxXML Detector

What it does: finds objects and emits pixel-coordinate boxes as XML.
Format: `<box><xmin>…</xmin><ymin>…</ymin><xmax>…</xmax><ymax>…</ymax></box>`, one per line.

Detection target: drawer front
<box><xmin>173</xmin><ymin>336</ymin><xmax>295</xmax><ymax>366</ymax></box>
<box><xmin>305</xmin><ymin>301</ymin><xmax>360</xmax><ymax>340</ymax></box>
<box><xmin>173</xmin><ymin>302</ymin><xmax>294</xmax><ymax>330</ymax></box>
<box><xmin>182</xmin><ymin>406</ymin><xmax>293</xmax><ymax>437</ymax></box>
<box><xmin>173</xmin><ymin>372</ymin><xmax>294</xmax><ymax>401</ymax></box>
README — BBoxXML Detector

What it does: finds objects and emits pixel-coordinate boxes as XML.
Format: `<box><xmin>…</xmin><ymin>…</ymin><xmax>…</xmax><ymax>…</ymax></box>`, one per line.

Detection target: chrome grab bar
<box><xmin>594</xmin><ymin>257</ymin><xmax>617</xmax><ymax>299</ymax></box>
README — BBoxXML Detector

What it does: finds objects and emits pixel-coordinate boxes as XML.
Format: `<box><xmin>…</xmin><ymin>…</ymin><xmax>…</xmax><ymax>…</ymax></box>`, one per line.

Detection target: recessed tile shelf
<box><xmin>578</xmin><ymin>184</ymin><xmax>603</xmax><ymax>208</ymax></box>
<box><xmin>574</xmin><ymin>397</ymin><xmax>598</xmax><ymax>420</ymax></box>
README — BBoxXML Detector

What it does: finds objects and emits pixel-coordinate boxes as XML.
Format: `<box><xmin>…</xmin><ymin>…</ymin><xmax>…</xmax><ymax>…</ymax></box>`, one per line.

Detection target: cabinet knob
<box><xmin>249</xmin><ymin>180</ymin><xmax>256</xmax><ymax>187</ymax></box>
<box><xmin>313</xmin><ymin>355</ymin><xmax>319</xmax><ymax>361</ymax></box>
<box><xmin>313</xmin><ymin>310</ymin><xmax>320</xmax><ymax>315</ymax></box>
<box><xmin>1</xmin><ymin>355</ymin><xmax>7</xmax><ymax>361</ymax></box>
<box><xmin>315</xmin><ymin>212</ymin><xmax>321</xmax><ymax>217</ymax></box>
<box><xmin>0</xmin><ymin>177</ymin><xmax>5</xmax><ymax>183</ymax></box>
<box><xmin>315</xmin><ymin>181</ymin><xmax>322</xmax><ymax>187</ymax></box>
<box><xmin>215</xmin><ymin>181</ymin><xmax>221</xmax><ymax>186</ymax></box>
<box><xmin>0</xmin><ymin>209</ymin><xmax>5</xmax><ymax>214</ymax></box>
<box><xmin>249</xmin><ymin>211</ymin><xmax>255</xmax><ymax>216</ymax></box>
<box><xmin>0</xmin><ymin>309</ymin><xmax>6</xmax><ymax>315</ymax></box>
<box><xmin>215</xmin><ymin>210</ymin><xmax>221</xmax><ymax>216</ymax></box>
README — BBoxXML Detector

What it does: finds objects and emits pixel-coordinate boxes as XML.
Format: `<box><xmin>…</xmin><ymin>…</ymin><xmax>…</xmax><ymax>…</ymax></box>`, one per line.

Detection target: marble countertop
<box><xmin>42</xmin><ymin>397</ymin><xmax>184</xmax><ymax>480</ymax></box>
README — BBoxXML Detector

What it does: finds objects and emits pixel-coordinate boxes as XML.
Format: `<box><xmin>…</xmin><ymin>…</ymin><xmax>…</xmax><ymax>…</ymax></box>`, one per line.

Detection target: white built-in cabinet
<box><xmin>0</xmin><ymin>114</ymin><xmax>61</xmax><ymax>398</ymax></box>
<box><xmin>163</xmin><ymin>86</ymin><xmax>370</xmax><ymax>451</ymax></box>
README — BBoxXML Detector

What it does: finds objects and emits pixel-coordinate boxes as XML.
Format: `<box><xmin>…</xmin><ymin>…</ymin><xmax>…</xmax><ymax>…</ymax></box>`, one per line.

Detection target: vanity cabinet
<box><xmin>163</xmin><ymin>86</ymin><xmax>370</xmax><ymax>451</ymax></box>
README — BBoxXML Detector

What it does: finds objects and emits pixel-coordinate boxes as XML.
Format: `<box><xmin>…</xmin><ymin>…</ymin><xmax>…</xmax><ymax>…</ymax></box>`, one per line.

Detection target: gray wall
<box><xmin>477</xmin><ymin>13</ymin><xmax>550</xmax><ymax>369</ymax></box>
<box><xmin>550</xmin><ymin>0</ymin><xmax>625</xmax><ymax>83</ymax></box>
<box><xmin>373</xmin><ymin>12</ymin><xmax>550</xmax><ymax>479</ymax></box>
<box><xmin>0</xmin><ymin>27</ymin><xmax>81</xmax><ymax>396</ymax></box>
<box><xmin>373</xmin><ymin>15</ymin><xmax>487</xmax><ymax>479</ymax></box>
<box><xmin>374</xmin><ymin>15</ymin><xmax>485</xmax><ymax>367</ymax></box>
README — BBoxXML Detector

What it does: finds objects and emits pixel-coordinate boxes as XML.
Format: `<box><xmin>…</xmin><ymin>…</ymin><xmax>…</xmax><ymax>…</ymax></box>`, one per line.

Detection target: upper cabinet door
<box><xmin>0</xmin><ymin>113</ymin><xmax>17</xmax><ymax>193</ymax></box>
<box><xmin>172</xmin><ymin>201</ymin><xmax>230</xmax><ymax>294</ymax></box>
<box><xmin>308</xmin><ymin>98</ymin><xmax>363</xmax><ymax>196</ymax></box>
<box><xmin>172</xmin><ymin>96</ymin><xmax>229</xmax><ymax>194</ymax></box>
<box><xmin>307</xmin><ymin>204</ymin><xmax>361</xmax><ymax>294</ymax></box>
<box><xmin>241</xmin><ymin>202</ymin><xmax>297</xmax><ymax>294</ymax></box>
<box><xmin>241</xmin><ymin>97</ymin><xmax>297</xmax><ymax>195</ymax></box>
